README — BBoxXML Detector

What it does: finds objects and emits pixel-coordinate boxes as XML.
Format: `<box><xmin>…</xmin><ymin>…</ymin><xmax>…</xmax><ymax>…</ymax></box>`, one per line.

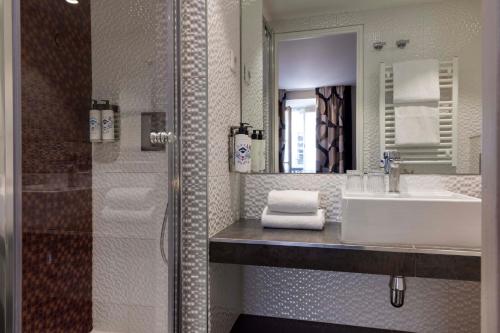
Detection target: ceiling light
<box><xmin>65</xmin><ymin>0</ymin><xmax>79</xmax><ymax>4</ymax></box>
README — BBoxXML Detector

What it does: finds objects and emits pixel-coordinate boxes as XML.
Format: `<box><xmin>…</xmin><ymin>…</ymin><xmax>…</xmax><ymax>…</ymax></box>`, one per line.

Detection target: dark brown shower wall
<box><xmin>21</xmin><ymin>0</ymin><xmax>93</xmax><ymax>332</ymax></box>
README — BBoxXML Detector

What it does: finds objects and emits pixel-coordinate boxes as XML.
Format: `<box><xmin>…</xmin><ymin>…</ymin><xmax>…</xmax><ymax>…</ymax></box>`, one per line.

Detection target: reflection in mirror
<box><xmin>240</xmin><ymin>0</ymin><xmax>482</xmax><ymax>175</ymax></box>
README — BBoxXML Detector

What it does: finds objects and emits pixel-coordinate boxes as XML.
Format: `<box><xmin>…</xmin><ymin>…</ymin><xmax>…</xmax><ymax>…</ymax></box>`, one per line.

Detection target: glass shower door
<box><xmin>10</xmin><ymin>0</ymin><xmax>178</xmax><ymax>332</ymax></box>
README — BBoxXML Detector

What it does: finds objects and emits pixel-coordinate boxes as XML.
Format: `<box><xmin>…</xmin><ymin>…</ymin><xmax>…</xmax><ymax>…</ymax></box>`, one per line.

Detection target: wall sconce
<box><xmin>65</xmin><ymin>0</ymin><xmax>79</xmax><ymax>4</ymax></box>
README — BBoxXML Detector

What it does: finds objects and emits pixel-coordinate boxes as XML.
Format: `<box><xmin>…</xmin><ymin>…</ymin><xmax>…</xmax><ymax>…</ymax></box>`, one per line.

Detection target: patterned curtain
<box><xmin>278</xmin><ymin>90</ymin><xmax>287</xmax><ymax>173</ymax></box>
<box><xmin>316</xmin><ymin>86</ymin><xmax>350</xmax><ymax>173</ymax></box>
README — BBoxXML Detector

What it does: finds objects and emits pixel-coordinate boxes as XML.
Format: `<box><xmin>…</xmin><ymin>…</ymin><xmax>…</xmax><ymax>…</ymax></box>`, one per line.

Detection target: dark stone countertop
<box><xmin>210</xmin><ymin>219</ymin><xmax>481</xmax><ymax>281</ymax></box>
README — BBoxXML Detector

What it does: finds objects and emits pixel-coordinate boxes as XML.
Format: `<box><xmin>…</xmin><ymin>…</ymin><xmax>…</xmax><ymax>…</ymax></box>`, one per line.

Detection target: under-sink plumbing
<box><xmin>389</xmin><ymin>276</ymin><xmax>406</xmax><ymax>308</ymax></box>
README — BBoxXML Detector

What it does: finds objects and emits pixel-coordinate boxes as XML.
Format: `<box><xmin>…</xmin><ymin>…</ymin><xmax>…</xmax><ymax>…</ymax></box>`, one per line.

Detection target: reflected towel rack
<box><xmin>379</xmin><ymin>57</ymin><xmax>459</xmax><ymax>166</ymax></box>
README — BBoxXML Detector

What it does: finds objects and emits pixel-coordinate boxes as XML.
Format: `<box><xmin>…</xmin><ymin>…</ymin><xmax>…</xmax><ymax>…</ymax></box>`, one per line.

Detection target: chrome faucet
<box><xmin>383</xmin><ymin>151</ymin><xmax>401</xmax><ymax>193</ymax></box>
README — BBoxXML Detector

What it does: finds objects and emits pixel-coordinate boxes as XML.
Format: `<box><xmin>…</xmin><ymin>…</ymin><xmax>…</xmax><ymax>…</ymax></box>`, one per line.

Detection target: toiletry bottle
<box><xmin>228</xmin><ymin>127</ymin><xmax>237</xmax><ymax>172</ymax></box>
<box><xmin>89</xmin><ymin>99</ymin><xmax>102</xmax><ymax>142</ymax></box>
<box><xmin>101</xmin><ymin>100</ymin><xmax>115</xmax><ymax>142</ymax></box>
<box><xmin>251</xmin><ymin>130</ymin><xmax>260</xmax><ymax>172</ymax></box>
<box><xmin>258</xmin><ymin>130</ymin><xmax>266</xmax><ymax>172</ymax></box>
<box><xmin>234</xmin><ymin>123</ymin><xmax>252</xmax><ymax>173</ymax></box>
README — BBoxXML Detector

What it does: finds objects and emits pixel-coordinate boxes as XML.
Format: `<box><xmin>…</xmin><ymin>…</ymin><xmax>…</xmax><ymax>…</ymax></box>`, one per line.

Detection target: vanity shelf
<box><xmin>210</xmin><ymin>220</ymin><xmax>480</xmax><ymax>281</ymax></box>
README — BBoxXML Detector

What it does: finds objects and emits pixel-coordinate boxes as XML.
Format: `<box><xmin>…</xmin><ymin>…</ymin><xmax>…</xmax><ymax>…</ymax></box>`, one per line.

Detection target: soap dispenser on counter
<box><xmin>234</xmin><ymin>123</ymin><xmax>252</xmax><ymax>173</ymax></box>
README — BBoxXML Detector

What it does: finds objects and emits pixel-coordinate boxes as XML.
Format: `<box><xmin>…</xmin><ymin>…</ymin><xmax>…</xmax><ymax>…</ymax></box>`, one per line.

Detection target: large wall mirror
<box><xmin>241</xmin><ymin>0</ymin><xmax>482</xmax><ymax>175</ymax></box>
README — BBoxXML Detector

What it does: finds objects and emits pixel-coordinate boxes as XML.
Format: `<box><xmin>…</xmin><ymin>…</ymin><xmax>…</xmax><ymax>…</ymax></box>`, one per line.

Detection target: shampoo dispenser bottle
<box><xmin>258</xmin><ymin>130</ymin><xmax>266</xmax><ymax>172</ymax></box>
<box><xmin>89</xmin><ymin>99</ymin><xmax>102</xmax><ymax>142</ymax></box>
<box><xmin>251</xmin><ymin>130</ymin><xmax>260</xmax><ymax>172</ymax></box>
<box><xmin>101</xmin><ymin>100</ymin><xmax>115</xmax><ymax>142</ymax></box>
<box><xmin>234</xmin><ymin>123</ymin><xmax>252</xmax><ymax>173</ymax></box>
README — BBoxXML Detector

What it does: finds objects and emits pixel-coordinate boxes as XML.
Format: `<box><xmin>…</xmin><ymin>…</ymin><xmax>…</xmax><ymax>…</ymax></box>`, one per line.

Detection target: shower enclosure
<box><xmin>0</xmin><ymin>0</ymin><xmax>180</xmax><ymax>332</ymax></box>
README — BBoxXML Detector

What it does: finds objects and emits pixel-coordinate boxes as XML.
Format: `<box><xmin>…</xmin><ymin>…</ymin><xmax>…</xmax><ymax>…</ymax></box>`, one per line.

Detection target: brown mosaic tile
<box><xmin>21</xmin><ymin>0</ymin><xmax>93</xmax><ymax>331</ymax></box>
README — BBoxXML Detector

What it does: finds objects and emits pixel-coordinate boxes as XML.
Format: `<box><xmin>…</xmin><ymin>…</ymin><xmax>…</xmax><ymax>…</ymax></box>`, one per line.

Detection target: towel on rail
<box><xmin>393</xmin><ymin>59</ymin><xmax>440</xmax><ymax>103</ymax></box>
<box><xmin>394</xmin><ymin>103</ymin><xmax>440</xmax><ymax>146</ymax></box>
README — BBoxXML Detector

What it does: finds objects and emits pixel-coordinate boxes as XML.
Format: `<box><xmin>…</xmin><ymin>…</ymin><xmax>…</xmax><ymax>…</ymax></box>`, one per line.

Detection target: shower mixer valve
<box><xmin>150</xmin><ymin>131</ymin><xmax>177</xmax><ymax>145</ymax></box>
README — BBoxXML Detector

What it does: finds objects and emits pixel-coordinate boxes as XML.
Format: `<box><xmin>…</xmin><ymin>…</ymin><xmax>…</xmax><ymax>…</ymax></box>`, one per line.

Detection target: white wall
<box><xmin>278</xmin><ymin>33</ymin><xmax>357</xmax><ymax>90</ymax></box>
<box><xmin>91</xmin><ymin>0</ymin><xmax>171</xmax><ymax>331</ymax></box>
<box><xmin>241</xmin><ymin>0</ymin><xmax>264</xmax><ymax>131</ymax></box>
<box><xmin>271</xmin><ymin>0</ymin><xmax>482</xmax><ymax>173</ymax></box>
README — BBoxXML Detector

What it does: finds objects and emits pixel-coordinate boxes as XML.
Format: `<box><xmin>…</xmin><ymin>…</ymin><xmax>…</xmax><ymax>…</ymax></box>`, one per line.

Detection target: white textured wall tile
<box><xmin>241</xmin><ymin>0</ymin><xmax>264</xmax><ymax>131</ymax></box>
<box><xmin>242</xmin><ymin>266</ymin><xmax>480</xmax><ymax>333</ymax></box>
<box><xmin>241</xmin><ymin>174</ymin><xmax>481</xmax><ymax>222</ymax></box>
<box><xmin>239</xmin><ymin>173</ymin><xmax>481</xmax><ymax>332</ymax></box>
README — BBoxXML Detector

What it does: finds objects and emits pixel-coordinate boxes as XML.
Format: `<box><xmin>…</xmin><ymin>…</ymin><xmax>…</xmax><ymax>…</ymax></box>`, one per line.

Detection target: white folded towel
<box><xmin>393</xmin><ymin>59</ymin><xmax>440</xmax><ymax>103</ymax></box>
<box><xmin>104</xmin><ymin>187</ymin><xmax>153</xmax><ymax>210</ymax></box>
<box><xmin>267</xmin><ymin>190</ymin><xmax>320</xmax><ymax>214</ymax></box>
<box><xmin>395</xmin><ymin>103</ymin><xmax>440</xmax><ymax>146</ymax></box>
<box><xmin>261</xmin><ymin>206</ymin><xmax>326</xmax><ymax>230</ymax></box>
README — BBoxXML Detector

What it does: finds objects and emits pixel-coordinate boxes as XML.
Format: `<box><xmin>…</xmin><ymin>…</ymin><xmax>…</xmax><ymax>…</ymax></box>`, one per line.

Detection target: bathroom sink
<box><xmin>341</xmin><ymin>191</ymin><xmax>481</xmax><ymax>248</ymax></box>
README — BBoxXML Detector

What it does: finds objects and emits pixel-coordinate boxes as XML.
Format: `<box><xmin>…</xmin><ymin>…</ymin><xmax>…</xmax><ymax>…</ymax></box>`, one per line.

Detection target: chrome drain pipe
<box><xmin>389</xmin><ymin>276</ymin><xmax>406</xmax><ymax>308</ymax></box>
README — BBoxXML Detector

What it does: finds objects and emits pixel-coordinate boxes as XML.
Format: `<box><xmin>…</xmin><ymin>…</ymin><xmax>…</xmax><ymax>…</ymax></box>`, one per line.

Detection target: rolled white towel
<box><xmin>261</xmin><ymin>206</ymin><xmax>326</xmax><ymax>230</ymax></box>
<box><xmin>267</xmin><ymin>190</ymin><xmax>320</xmax><ymax>214</ymax></box>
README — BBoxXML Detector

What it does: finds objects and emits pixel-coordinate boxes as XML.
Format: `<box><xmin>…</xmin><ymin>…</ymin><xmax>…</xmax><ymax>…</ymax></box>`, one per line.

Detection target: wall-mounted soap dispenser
<box><xmin>234</xmin><ymin>123</ymin><xmax>252</xmax><ymax>173</ymax></box>
<box><xmin>258</xmin><ymin>130</ymin><xmax>266</xmax><ymax>172</ymax></box>
<box><xmin>251</xmin><ymin>130</ymin><xmax>260</xmax><ymax>173</ymax></box>
<box><xmin>101</xmin><ymin>100</ymin><xmax>115</xmax><ymax>142</ymax></box>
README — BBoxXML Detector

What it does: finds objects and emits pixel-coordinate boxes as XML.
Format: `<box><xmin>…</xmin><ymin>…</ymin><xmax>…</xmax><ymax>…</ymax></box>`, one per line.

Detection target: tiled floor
<box><xmin>231</xmin><ymin>315</ymin><xmax>413</xmax><ymax>333</ymax></box>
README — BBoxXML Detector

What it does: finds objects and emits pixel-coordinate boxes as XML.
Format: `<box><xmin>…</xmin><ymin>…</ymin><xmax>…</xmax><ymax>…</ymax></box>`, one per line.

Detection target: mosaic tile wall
<box><xmin>269</xmin><ymin>0</ymin><xmax>482</xmax><ymax>174</ymax></box>
<box><xmin>21</xmin><ymin>0</ymin><xmax>93</xmax><ymax>331</ymax></box>
<box><xmin>91</xmin><ymin>0</ymin><xmax>173</xmax><ymax>331</ymax></box>
<box><xmin>241</xmin><ymin>174</ymin><xmax>482</xmax><ymax>222</ymax></box>
<box><xmin>207</xmin><ymin>0</ymin><xmax>243</xmax><ymax>331</ymax></box>
<box><xmin>180</xmin><ymin>0</ymin><xmax>210</xmax><ymax>331</ymax></box>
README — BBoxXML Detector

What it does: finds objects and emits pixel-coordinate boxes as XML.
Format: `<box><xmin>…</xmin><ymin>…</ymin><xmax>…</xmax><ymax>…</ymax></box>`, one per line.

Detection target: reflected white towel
<box><xmin>104</xmin><ymin>187</ymin><xmax>153</xmax><ymax>209</ymax></box>
<box><xmin>101</xmin><ymin>206</ymin><xmax>155</xmax><ymax>224</ymax></box>
<box><xmin>267</xmin><ymin>190</ymin><xmax>320</xmax><ymax>214</ymax></box>
<box><xmin>393</xmin><ymin>59</ymin><xmax>440</xmax><ymax>103</ymax></box>
<box><xmin>395</xmin><ymin>103</ymin><xmax>440</xmax><ymax>146</ymax></box>
<box><xmin>261</xmin><ymin>206</ymin><xmax>325</xmax><ymax>230</ymax></box>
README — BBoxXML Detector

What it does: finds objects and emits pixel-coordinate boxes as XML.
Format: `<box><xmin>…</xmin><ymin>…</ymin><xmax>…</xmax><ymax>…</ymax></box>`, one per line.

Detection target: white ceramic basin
<box><xmin>341</xmin><ymin>191</ymin><xmax>481</xmax><ymax>248</ymax></box>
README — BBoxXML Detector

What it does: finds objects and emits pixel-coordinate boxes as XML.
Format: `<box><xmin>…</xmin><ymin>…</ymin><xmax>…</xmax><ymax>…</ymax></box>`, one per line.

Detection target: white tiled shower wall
<box><xmin>91</xmin><ymin>0</ymin><xmax>172</xmax><ymax>332</ymax></box>
<box><xmin>269</xmin><ymin>0</ymin><xmax>482</xmax><ymax>174</ymax></box>
<box><xmin>207</xmin><ymin>0</ymin><xmax>243</xmax><ymax>331</ymax></box>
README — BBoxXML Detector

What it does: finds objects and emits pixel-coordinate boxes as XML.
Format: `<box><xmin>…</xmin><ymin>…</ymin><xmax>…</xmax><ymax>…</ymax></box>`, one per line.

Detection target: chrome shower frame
<box><xmin>1</xmin><ymin>0</ymin><xmax>22</xmax><ymax>332</ymax></box>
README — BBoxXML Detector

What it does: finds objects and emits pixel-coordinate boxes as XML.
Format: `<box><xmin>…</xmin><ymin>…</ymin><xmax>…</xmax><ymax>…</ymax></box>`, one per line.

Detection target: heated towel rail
<box><xmin>379</xmin><ymin>57</ymin><xmax>459</xmax><ymax>166</ymax></box>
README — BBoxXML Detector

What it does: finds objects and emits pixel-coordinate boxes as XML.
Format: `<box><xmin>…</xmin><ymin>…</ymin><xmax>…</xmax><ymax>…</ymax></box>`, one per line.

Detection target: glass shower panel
<box><xmin>20</xmin><ymin>0</ymin><xmax>175</xmax><ymax>332</ymax></box>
